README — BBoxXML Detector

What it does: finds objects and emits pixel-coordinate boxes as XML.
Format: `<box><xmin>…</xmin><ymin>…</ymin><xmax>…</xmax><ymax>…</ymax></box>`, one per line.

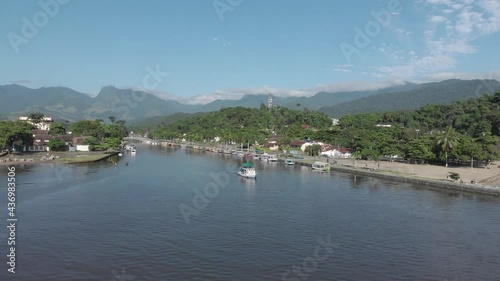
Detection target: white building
<box><xmin>19</xmin><ymin>116</ymin><xmax>54</xmax><ymax>130</ymax></box>
<box><xmin>321</xmin><ymin>145</ymin><xmax>352</xmax><ymax>158</ymax></box>
<box><xmin>301</xmin><ymin>142</ymin><xmax>324</xmax><ymax>152</ymax></box>
<box><xmin>76</xmin><ymin>145</ymin><xmax>90</xmax><ymax>152</ymax></box>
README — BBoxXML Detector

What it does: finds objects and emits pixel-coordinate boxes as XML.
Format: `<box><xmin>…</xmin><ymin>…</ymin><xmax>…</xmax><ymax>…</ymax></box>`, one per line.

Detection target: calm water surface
<box><xmin>1</xmin><ymin>146</ymin><xmax>500</xmax><ymax>280</ymax></box>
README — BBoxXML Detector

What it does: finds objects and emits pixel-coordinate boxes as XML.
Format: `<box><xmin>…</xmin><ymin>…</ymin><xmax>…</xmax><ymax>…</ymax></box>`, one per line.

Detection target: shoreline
<box><xmin>289</xmin><ymin>159</ymin><xmax>500</xmax><ymax>196</ymax></box>
<box><xmin>142</xmin><ymin>140</ymin><xmax>500</xmax><ymax>196</ymax></box>
<box><xmin>0</xmin><ymin>151</ymin><xmax>119</xmax><ymax>165</ymax></box>
<box><xmin>2</xmin><ymin>143</ymin><xmax>499</xmax><ymax>196</ymax></box>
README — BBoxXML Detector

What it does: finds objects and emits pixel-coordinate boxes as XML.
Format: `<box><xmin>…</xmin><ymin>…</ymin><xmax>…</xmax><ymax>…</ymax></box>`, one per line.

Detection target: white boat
<box><xmin>268</xmin><ymin>154</ymin><xmax>278</xmax><ymax>162</ymax></box>
<box><xmin>236</xmin><ymin>151</ymin><xmax>245</xmax><ymax>157</ymax></box>
<box><xmin>285</xmin><ymin>159</ymin><xmax>295</xmax><ymax>165</ymax></box>
<box><xmin>118</xmin><ymin>153</ymin><xmax>123</xmax><ymax>157</ymax></box>
<box><xmin>131</xmin><ymin>149</ymin><xmax>136</xmax><ymax>153</ymax></box>
<box><xmin>312</xmin><ymin>161</ymin><xmax>330</xmax><ymax>171</ymax></box>
<box><xmin>238</xmin><ymin>162</ymin><xmax>257</xmax><ymax>178</ymax></box>
<box><xmin>124</xmin><ymin>144</ymin><xmax>135</xmax><ymax>151</ymax></box>
<box><xmin>260</xmin><ymin>153</ymin><xmax>269</xmax><ymax>161</ymax></box>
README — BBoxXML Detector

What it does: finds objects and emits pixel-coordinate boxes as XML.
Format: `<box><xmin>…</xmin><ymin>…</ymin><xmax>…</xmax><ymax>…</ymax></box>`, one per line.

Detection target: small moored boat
<box><xmin>312</xmin><ymin>161</ymin><xmax>330</xmax><ymax>171</ymax></box>
<box><xmin>285</xmin><ymin>159</ymin><xmax>295</xmax><ymax>165</ymax></box>
<box><xmin>268</xmin><ymin>154</ymin><xmax>278</xmax><ymax>162</ymax></box>
<box><xmin>238</xmin><ymin>162</ymin><xmax>257</xmax><ymax>179</ymax></box>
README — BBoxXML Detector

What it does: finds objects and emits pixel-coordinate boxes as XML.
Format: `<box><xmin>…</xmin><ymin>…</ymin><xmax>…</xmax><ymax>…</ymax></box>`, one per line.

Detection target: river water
<box><xmin>1</xmin><ymin>145</ymin><xmax>499</xmax><ymax>280</ymax></box>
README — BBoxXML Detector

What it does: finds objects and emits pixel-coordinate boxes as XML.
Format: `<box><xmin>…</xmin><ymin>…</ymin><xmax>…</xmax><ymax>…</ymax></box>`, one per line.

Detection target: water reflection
<box><xmin>241</xmin><ymin>177</ymin><xmax>256</xmax><ymax>189</ymax></box>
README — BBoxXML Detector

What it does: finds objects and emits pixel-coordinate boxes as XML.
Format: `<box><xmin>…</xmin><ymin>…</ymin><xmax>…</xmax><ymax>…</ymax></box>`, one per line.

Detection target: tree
<box><xmin>28</xmin><ymin>112</ymin><xmax>45</xmax><ymax>124</ymax></box>
<box><xmin>457</xmin><ymin>135</ymin><xmax>483</xmax><ymax>169</ymax></box>
<box><xmin>47</xmin><ymin>139</ymin><xmax>67</xmax><ymax>151</ymax></box>
<box><xmin>71</xmin><ymin>120</ymin><xmax>105</xmax><ymax>140</ymax></box>
<box><xmin>49</xmin><ymin>122</ymin><xmax>66</xmax><ymax>136</ymax></box>
<box><xmin>0</xmin><ymin>121</ymin><xmax>34</xmax><ymax>150</ymax></box>
<box><xmin>116</xmin><ymin>120</ymin><xmax>126</xmax><ymax>126</ymax></box>
<box><xmin>305</xmin><ymin>144</ymin><xmax>322</xmax><ymax>156</ymax></box>
<box><xmin>108</xmin><ymin>116</ymin><xmax>116</xmax><ymax>123</ymax></box>
<box><xmin>436</xmin><ymin>127</ymin><xmax>459</xmax><ymax>167</ymax></box>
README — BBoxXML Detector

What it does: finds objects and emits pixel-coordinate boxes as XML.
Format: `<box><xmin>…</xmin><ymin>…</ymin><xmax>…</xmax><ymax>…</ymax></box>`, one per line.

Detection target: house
<box><xmin>331</xmin><ymin>118</ymin><xmax>340</xmax><ymax>126</ymax></box>
<box><xmin>19</xmin><ymin>116</ymin><xmax>54</xmax><ymax>130</ymax></box>
<box><xmin>267</xmin><ymin>135</ymin><xmax>283</xmax><ymax>144</ymax></box>
<box><xmin>73</xmin><ymin>136</ymin><xmax>91</xmax><ymax>145</ymax></box>
<box><xmin>264</xmin><ymin>135</ymin><xmax>283</xmax><ymax>150</ymax></box>
<box><xmin>290</xmin><ymin>141</ymin><xmax>306</xmax><ymax>148</ymax></box>
<box><xmin>264</xmin><ymin>143</ymin><xmax>280</xmax><ymax>151</ymax></box>
<box><xmin>376</xmin><ymin>124</ymin><xmax>392</xmax><ymax>128</ymax></box>
<box><xmin>76</xmin><ymin>145</ymin><xmax>90</xmax><ymax>152</ymax></box>
<box><xmin>321</xmin><ymin>145</ymin><xmax>352</xmax><ymax>158</ymax></box>
<box><xmin>301</xmin><ymin>142</ymin><xmax>324</xmax><ymax>152</ymax></box>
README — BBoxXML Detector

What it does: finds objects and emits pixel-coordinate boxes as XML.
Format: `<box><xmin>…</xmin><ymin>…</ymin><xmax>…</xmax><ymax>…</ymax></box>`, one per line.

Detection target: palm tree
<box><xmin>436</xmin><ymin>126</ymin><xmax>458</xmax><ymax>167</ymax></box>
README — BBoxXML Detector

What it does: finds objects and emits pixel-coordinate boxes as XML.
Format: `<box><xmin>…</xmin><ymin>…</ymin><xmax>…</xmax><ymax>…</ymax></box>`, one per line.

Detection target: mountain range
<box><xmin>1</xmin><ymin>79</ymin><xmax>499</xmax><ymax>122</ymax></box>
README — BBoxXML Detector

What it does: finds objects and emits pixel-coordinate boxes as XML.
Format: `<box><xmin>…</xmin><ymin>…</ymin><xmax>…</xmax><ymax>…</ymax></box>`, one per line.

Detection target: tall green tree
<box><xmin>436</xmin><ymin>127</ymin><xmax>459</xmax><ymax>167</ymax></box>
<box><xmin>49</xmin><ymin>122</ymin><xmax>66</xmax><ymax>136</ymax></box>
<box><xmin>28</xmin><ymin>112</ymin><xmax>45</xmax><ymax>124</ymax></box>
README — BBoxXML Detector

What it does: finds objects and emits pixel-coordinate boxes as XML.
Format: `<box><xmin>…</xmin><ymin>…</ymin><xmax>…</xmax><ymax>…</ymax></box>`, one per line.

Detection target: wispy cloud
<box><xmin>9</xmin><ymin>80</ymin><xmax>31</xmax><ymax>85</ymax></box>
<box><xmin>373</xmin><ymin>0</ymin><xmax>500</xmax><ymax>79</ymax></box>
<box><xmin>430</xmin><ymin>15</ymin><xmax>447</xmax><ymax>23</ymax></box>
<box><xmin>333</xmin><ymin>64</ymin><xmax>354</xmax><ymax>73</ymax></box>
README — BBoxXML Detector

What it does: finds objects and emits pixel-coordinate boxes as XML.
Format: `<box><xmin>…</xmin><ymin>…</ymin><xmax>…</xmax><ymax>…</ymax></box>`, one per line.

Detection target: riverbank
<box><xmin>134</xmin><ymin>139</ymin><xmax>500</xmax><ymax>195</ymax></box>
<box><xmin>0</xmin><ymin>151</ymin><xmax>119</xmax><ymax>165</ymax></box>
<box><xmin>290</xmin><ymin>158</ymin><xmax>500</xmax><ymax>196</ymax></box>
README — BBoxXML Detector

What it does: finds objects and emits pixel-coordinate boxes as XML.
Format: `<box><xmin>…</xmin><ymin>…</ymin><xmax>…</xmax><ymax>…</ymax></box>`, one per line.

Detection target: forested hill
<box><xmin>148</xmin><ymin>92</ymin><xmax>500</xmax><ymax>165</ymax></box>
<box><xmin>320</xmin><ymin>79</ymin><xmax>500</xmax><ymax>117</ymax></box>
<box><xmin>149</xmin><ymin>105</ymin><xmax>332</xmax><ymax>143</ymax></box>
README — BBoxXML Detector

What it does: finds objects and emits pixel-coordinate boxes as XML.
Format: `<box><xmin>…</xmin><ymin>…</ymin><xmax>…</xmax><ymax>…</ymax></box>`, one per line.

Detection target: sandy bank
<box><xmin>0</xmin><ymin>151</ymin><xmax>119</xmax><ymax>165</ymax></box>
<box><xmin>292</xmin><ymin>158</ymin><xmax>500</xmax><ymax>196</ymax></box>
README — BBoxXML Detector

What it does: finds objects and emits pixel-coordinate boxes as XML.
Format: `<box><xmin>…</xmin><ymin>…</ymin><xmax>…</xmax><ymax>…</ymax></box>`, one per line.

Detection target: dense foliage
<box><xmin>47</xmin><ymin>139</ymin><xmax>67</xmax><ymax>151</ymax></box>
<box><xmin>150</xmin><ymin>106</ymin><xmax>332</xmax><ymax>144</ymax></box>
<box><xmin>149</xmin><ymin>92</ymin><xmax>500</xmax><ymax>166</ymax></box>
<box><xmin>0</xmin><ymin>121</ymin><xmax>35</xmax><ymax>150</ymax></box>
<box><xmin>312</xmin><ymin>92</ymin><xmax>500</xmax><ymax>165</ymax></box>
<box><xmin>71</xmin><ymin>119</ymin><xmax>128</xmax><ymax>150</ymax></box>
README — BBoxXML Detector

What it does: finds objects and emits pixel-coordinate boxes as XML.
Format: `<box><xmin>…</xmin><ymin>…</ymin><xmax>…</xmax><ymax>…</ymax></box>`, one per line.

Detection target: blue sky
<box><xmin>1</xmin><ymin>0</ymin><xmax>500</xmax><ymax>104</ymax></box>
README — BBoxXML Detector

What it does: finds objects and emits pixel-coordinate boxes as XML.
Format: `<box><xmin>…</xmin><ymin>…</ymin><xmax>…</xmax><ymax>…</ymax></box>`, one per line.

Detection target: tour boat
<box><xmin>238</xmin><ymin>162</ymin><xmax>257</xmax><ymax>179</ymax></box>
<box><xmin>312</xmin><ymin>161</ymin><xmax>330</xmax><ymax>171</ymax></box>
<box><xmin>285</xmin><ymin>159</ymin><xmax>295</xmax><ymax>165</ymax></box>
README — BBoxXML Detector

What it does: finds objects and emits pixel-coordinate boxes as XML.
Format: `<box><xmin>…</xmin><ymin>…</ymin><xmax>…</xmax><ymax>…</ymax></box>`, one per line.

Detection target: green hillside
<box><xmin>320</xmin><ymin>79</ymin><xmax>500</xmax><ymax>117</ymax></box>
